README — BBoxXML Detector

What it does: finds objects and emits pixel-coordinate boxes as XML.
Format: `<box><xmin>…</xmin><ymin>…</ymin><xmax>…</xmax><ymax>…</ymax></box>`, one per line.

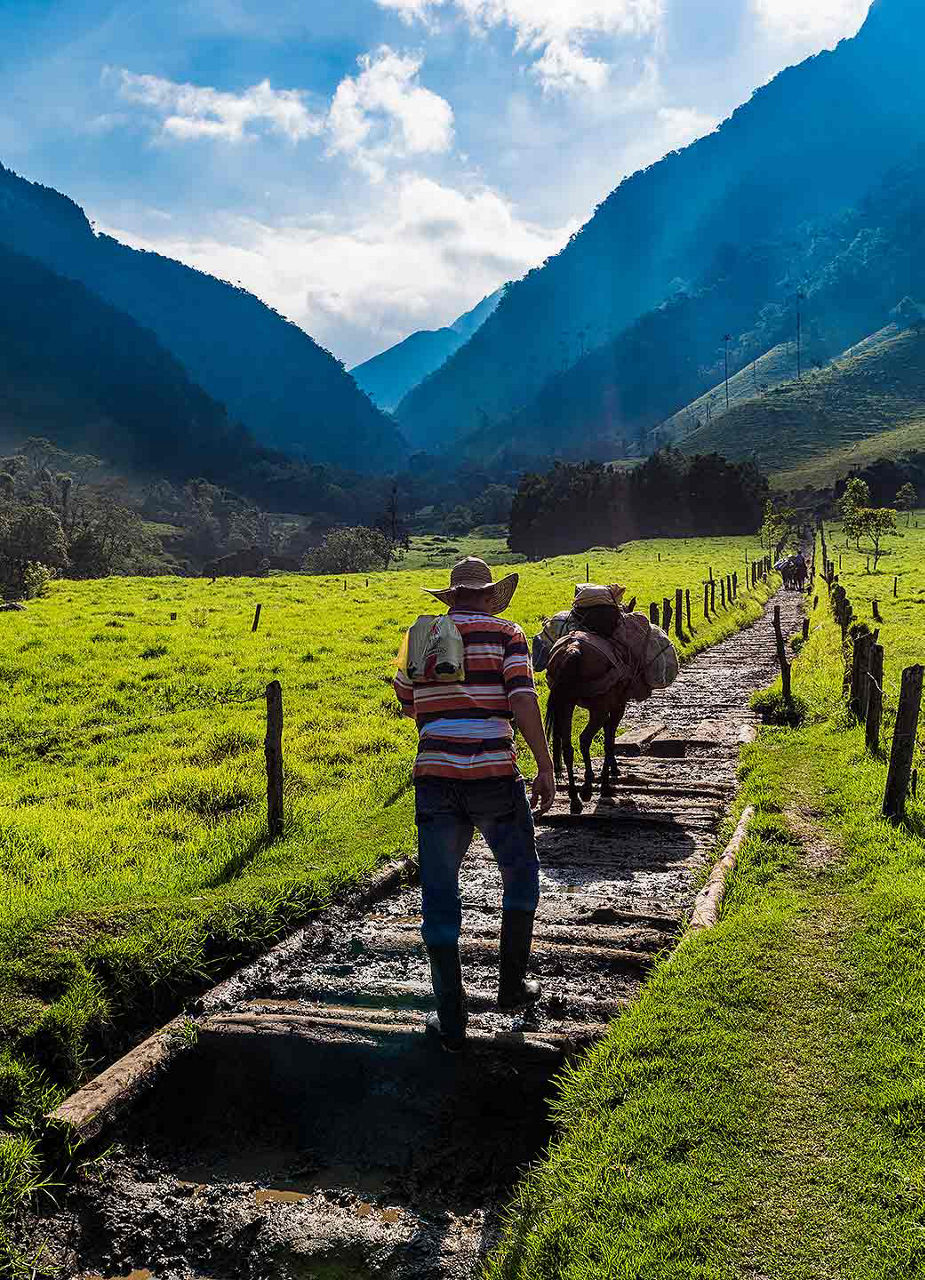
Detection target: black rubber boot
<box><xmin>497</xmin><ymin>910</ymin><xmax>542</xmax><ymax>1010</ymax></box>
<box><xmin>425</xmin><ymin>945</ymin><xmax>468</xmax><ymax>1052</ymax></box>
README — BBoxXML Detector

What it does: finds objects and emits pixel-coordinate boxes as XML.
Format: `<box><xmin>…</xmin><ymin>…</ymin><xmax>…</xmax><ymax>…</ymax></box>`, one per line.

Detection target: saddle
<box><xmin>547</xmin><ymin>630</ymin><xmax>630</xmax><ymax>700</ymax></box>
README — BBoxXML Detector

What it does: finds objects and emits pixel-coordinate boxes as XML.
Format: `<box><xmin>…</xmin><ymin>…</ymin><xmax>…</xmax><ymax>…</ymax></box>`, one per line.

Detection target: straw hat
<box><xmin>425</xmin><ymin>557</ymin><xmax>519</xmax><ymax>614</ymax></box>
<box><xmin>573</xmin><ymin>582</ymin><xmax>626</xmax><ymax>610</ymax></box>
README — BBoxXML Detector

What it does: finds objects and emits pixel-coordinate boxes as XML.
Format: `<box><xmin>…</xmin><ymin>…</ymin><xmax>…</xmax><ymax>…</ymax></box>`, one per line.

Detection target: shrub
<box><xmin>751</xmin><ymin>687</ymin><xmax>809</xmax><ymax>726</ymax></box>
<box><xmin>21</xmin><ymin>563</ymin><xmax>55</xmax><ymax>599</ymax></box>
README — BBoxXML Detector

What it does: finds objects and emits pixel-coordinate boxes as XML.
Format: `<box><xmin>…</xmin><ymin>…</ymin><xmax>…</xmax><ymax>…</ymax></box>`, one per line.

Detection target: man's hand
<box><xmin>531</xmin><ymin>766</ymin><xmax>556</xmax><ymax>815</ymax></box>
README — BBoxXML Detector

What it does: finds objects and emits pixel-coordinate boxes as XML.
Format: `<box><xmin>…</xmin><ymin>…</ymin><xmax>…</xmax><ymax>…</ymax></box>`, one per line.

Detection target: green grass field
<box><xmin>0</xmin><ymin>533</ymin><xmax>775</xmax><ymax>1264</ymax></box>
<box><xmin>489</xmin><ymin>517</ymin><xmax>925</xmax><ymax>1280</ymax></box>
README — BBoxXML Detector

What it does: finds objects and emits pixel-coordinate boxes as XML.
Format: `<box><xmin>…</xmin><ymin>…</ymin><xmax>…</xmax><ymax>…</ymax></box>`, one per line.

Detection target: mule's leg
<box><xmin>600</xmin><ymin>714</ymin><xmax>619</xmax><ymax>798</ymax></box>
<box><xmin>561</xmin><ymin>704</ymin><xmax>583</xmax><ymax>815</ymax></box>
<box><xmin>579</xmin><ymin>711</ymin><xmax>603</xmax><ymax>801</ymax></box>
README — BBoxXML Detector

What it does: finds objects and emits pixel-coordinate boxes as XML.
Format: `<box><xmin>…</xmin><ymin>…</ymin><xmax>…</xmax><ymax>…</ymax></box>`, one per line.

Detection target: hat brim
<box><xmin>425</xmin><ymin>572</ymin><xmax>519</xmax><ymax>615</ymax></box>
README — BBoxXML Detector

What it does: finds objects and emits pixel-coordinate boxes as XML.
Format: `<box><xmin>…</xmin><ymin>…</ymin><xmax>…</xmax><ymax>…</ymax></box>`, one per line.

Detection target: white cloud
<box><xmin>532</xmin><ymin>40</ymin><xmax>609</xmax><ymax>94</ymax></box>
<box><xmin>655</xmin><ymin>105</ymin><xmax>719</xmax><ymax>150</ymax></box>
<box><xmin>113</xmin><ymin>50</ymin><xmax>452</xmax><ymax>180</ymax></box>
<box><xmin>751</xmin><ymin>0</ymin><xmax>870</xmax><ymax>45</ymax></box>
<box><xmin>115</xmin><ymin>70</ymin><xmax>323</xmax><ymax>142</ymax></box>
<box><xmin>375</xmin><ymin>0</ymin><xmax>663</xmax><ymax>92</ymax></box>
<box><xmin>102</xmin><ymin>175</ymin><xmax>575</xmax><ymax>365</ymax></box>
<box><xmin>327</xmin><ymin>47</ymin><xmax>454</xmax><ymax>179</ymax></box>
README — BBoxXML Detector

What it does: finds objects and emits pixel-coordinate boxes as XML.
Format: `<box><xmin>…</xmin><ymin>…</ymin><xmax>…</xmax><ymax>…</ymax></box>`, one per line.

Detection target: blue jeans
<box><xmin>415</xmin><ymin>774</ymin><xmax>541</xmax><ymax>948</ymax></box>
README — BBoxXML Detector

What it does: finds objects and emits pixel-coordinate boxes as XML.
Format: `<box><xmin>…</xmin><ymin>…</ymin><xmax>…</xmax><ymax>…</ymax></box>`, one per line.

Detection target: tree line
<box><xmin>508</xmin><ymin>451</ymin><xmax>769</xmax><ymax>557</ymax></box>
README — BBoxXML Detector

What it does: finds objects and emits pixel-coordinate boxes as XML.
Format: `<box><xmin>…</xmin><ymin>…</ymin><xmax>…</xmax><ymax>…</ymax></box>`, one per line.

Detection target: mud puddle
<box><xmin>36</xmin><ymin>589</ymin><xmax>804</xmax><ymax>1280</ymax></box>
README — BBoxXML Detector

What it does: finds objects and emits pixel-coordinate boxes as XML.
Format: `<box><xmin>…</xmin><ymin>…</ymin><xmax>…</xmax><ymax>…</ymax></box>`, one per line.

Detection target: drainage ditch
<box><xmin>35</xmin><ymin>590</ymin><xmax>804</xmax><ymax>1280</ymax></box>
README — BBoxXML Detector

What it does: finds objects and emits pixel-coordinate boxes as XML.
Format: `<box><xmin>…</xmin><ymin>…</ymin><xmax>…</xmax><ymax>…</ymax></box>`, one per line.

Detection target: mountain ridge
<box><xmin>394</xmin><ymin>0</ymin><xmax>925</xmax><ymax>456</ymax></box>
<box><xmin>350</xmin><ymin>288</ymin><xmax>503</xmax><ymax>412</ymax></box>
<box><xmin>0</xmin><ymin>163</ymin><xmax>406</xmax><ymax>474</ymax></box>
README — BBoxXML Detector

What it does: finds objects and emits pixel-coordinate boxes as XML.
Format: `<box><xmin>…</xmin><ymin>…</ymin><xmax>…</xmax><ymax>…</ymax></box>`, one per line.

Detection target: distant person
<box><xmin>394</xmin><ymin>557</ymin><xmax>556</xmax><ymax>1052</ymax></box>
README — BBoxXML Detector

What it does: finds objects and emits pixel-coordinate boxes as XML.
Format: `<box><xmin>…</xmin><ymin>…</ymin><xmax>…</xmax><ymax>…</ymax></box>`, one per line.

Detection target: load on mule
<box><xmin>536</xmin><ymin>583</ymin><xmax>679</xmax><ymax>815</ymax></box>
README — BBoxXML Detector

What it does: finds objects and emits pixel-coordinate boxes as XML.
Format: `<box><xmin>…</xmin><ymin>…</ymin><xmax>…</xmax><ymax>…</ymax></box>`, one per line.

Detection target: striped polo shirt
<box><xmin>394</xmin><ymin>610</ymin><xmax>535</xmax><ymax>780</ymax></box>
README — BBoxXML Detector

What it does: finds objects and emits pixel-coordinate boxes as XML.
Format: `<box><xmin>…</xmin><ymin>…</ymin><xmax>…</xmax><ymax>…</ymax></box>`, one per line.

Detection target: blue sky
<box><xmin>0</xmin><ymin>0</ymin><xmax>871</xmax><ymax>365</ymax></box>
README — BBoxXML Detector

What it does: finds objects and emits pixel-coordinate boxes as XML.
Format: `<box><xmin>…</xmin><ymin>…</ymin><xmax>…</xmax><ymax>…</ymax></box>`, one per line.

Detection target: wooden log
<box><xmin>688</xmin><ymin>807</ymin><xmax>755</xmax><ymax>932</ymax></box>
<box><xmin>252</xmin><ymin>603</ymin><xmax>262</xmax><ymax>632</ymax></box>
<box><xmin>773</xmin><ymin>606</ymin><xmax>792</xmax><ymax>706</ymax></box>
<box><xmin>883</xmin><ymin>665</ymin><xmax>924</xmax><ymax>822</ymax></box>
<box><xmin>265</xmin><ymin>680</ymin><xmax>284</xmax><ymax>840</ymax></box>
<box><xmin>865</xmin><ymin>643</ymin><xmax>884</xmax><ymax>755</ymax></box>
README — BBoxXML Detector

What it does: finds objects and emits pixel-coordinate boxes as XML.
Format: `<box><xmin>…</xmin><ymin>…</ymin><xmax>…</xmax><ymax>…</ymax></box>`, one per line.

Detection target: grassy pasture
<box><xmin>0</xmin><ymin>533</ymin><xmax>774</xmax><ymax>1257</ymax></box>
<box><xmin>489</xmin><ymin>517</ymin><xmax>925</xmax><ymax>1280</ymax></box>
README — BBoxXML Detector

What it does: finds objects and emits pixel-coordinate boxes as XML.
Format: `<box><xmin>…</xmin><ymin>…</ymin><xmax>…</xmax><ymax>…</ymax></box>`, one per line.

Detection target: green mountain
<box><xmin>0</xmin><ymin>164</ymin><xmax>405</xmax><ymax>473</ymax></box>
<box><xmin>0</xmin><ymin>242</ymin><xmax>258</xmax><ymax>479</ymax></box>
<box><xmin>675</xmin><ymin>323</ymin><xmax>925</xmax><ymax>490</ymax></box>
<box><xmin>351</xmin><ymin>288</ymin><xmax>503</xmax><ymax>412</ymax></box>
<box><xmin>395</xmin><ymin>0</ymin><xmax>925</xmax><ymax>458</ymax></box>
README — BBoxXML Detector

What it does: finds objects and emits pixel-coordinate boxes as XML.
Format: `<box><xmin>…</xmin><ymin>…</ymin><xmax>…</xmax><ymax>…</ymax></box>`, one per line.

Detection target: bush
<box><xmin>751</xmin><ymin>687</ymin><xmax>809</xmax><ymax>726</ymax></box>
<box><xmin>21</xmin><ymin>563</ymin><xmax>55</xmax><ymax>599</ymax></box>
<box><xmin>302</xmin><ymin>526</ymin><xmax>391</xmax><ymax>574</ymax></box>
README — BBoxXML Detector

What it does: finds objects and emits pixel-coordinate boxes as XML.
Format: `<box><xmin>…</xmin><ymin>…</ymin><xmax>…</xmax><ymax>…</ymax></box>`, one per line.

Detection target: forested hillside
<box><xmin>0</xmin><ymin>244</ymin><xmax>256</xmax><ymax>479</ymax></box>
<box><xmin>0</xmin><ymin>164</ymin><xmax>405</xmax><ymax>473</ymax></box>
<box><xmin>395</xmin><ymin>0</ymin><xmax>925</xmax><ymax>457</ymax></box>
<box><xmin>351</xmin><ymin>288</ymin><xmax>502</xmax><ymax>412</ymax></box>
<box><xmin>679</xmin><ymin>323</ymin><xmax>925</xmax><ymax>486</ymax></box>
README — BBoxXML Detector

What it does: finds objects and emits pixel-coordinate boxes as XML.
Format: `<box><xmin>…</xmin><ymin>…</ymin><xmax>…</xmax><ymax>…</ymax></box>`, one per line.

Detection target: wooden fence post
<box><xmin>649</xmin><ymin>603</ymin><xmax>660</xmax><ymax>625</ymax></box>
<box><xmin>675</xmin><ymin>588</ymin><xmax>684</xmax><ymax>640</ymax></box>
<box><xmin>685</xmin><ymin>588</ymin><xmax>692</xmax><ymax>632</ymax></box>
<box><xmin>802</xmin><ymin>619</ymin><xmax>810</xmax><ymax>642</ymax></box>
<box><xmin>773</xmin><ymin>606</ymin><xmax>793</xmax><ymax>708</ymax></box>
<box><xmin>703</xmin><ymin>583</ymin><xmax>710</xmax><ymax>621</ymax></box>
<box><xmin>894</xmin><ymin>576</ymin><xmax>898</xmax><ymax>598</ymax></box>
<box><xmin>720</xmin><ymin>578</ymin><xmax>726</xmax><ymax>609</ymax></box>
<box><xmin>586</xmin><ymin>562</ymin><xmax>590</xmax><ymax>583</ymax></box>
<box><xmin>710</xmin><ymin>579</ymin><xmax>716</xmax><ymax>614</ymax></box>
<box><xmin>252</xmin><ymin>603</ymin><xmax>262</xmax><ymax>632</ymax></box>
<box><xmin>732</xmin><ymin>571</ymin><xmax>738</xmax><ymax>599</ymax></box>
<box><xmin>873</xmin><ymin>599</ymin><xmax>882</xmax><ymax>623</ymax></box>
<box><xmin>850</xmin><ymin>631</ymin><xmax>872</xmax><ymax>719</ymax></box>
<box><xmin>865</xmin><ymin>643</ymin><xmax>884</xmax><ymax>755</ymax></box>
<box><xmin>265</xmin><ymin>680</ymin><xmax>284</xmax><ymax>840</ymax></box>
<box><xmin>883</xmin><ymin>665</ymin><xmax>924</xmax><ymax>823</ymax></box>
<box><xmin>662</xmin><ymin>598</ymin><xmax>672</xmax><ymax>633</ymax></box>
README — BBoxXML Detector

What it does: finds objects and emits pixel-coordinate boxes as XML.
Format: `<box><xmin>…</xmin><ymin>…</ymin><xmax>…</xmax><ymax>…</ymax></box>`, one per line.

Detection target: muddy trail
<box><xmin>40</xmin><ymin>590</ymin><xmax>804</xmax><ymax>1280</ymax></box>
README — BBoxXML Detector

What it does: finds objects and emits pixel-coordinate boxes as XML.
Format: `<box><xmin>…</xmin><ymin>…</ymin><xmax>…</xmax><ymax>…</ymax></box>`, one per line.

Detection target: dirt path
<box><xmin>45</xmin><ymin>589</ymin><xmax>804</xmax><ymax>1280</ymax></box>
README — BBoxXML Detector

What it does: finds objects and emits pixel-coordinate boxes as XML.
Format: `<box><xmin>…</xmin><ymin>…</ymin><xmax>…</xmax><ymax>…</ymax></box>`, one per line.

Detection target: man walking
<box><xmin>394</xmin><ymin>557</ymin><xmax>556</xmax><ymax>1051</ymax></box>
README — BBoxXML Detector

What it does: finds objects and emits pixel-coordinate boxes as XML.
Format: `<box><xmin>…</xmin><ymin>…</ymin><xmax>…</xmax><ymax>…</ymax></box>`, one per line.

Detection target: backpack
<box><xmin>400</xmin><ymin>615</ymin><xmax>466</xmax><ymax>684</ymax></box>
<box><xmin>532</xmin><ymin>612</ymin><xmax>573</xmax><ymax>672</ymax></box>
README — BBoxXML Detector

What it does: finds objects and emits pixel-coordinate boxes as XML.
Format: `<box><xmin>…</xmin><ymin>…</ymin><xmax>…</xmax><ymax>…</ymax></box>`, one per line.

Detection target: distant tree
<box><xmin>759</xmin><ymin>499</ymin><xmax>796</xmax><ymax>556</ymax></box>
<box><xmin>302</xmin><ymin>526</ymin><xmax>391</xmax><ymax>575</ymax></box>
<box><xmin>895</xmin><ymin>482</ymin><xmax>918</xmax><ymax>525</ymax></box>
<box><xmin>470</xmin><ymin>484</ymin><xmax>515</xmax><ymax>527</ymax></box>
<box><xmin>444</xmin><ymin>505</ymin><xmax>474</xmax><ymax>536</ymax></box>
<box><xmin>0</xmin><ymin>502</ymin><xmax>68</xmax><ymax>598</ymax></box>
<box><xmin>839</xmin><ymin>477</ymin><xmax>871</xmax><ymax>550</ymax></box>
<box><xmin>857</xmin><ymin>507</ymin><xmax>899</xmax><ymax>570</ymax></box>
<box><xmin>375</xmin><ymin>483</ymin><xmax>410</xmax><ymax>569</ymax></box>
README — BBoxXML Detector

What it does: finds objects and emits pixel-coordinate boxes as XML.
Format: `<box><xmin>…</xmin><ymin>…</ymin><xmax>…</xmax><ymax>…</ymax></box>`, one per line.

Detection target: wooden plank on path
<box><xmin>613</xmin><ymin>723</ymin><xmax>667</xmax><ymax>755</ymax></box>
